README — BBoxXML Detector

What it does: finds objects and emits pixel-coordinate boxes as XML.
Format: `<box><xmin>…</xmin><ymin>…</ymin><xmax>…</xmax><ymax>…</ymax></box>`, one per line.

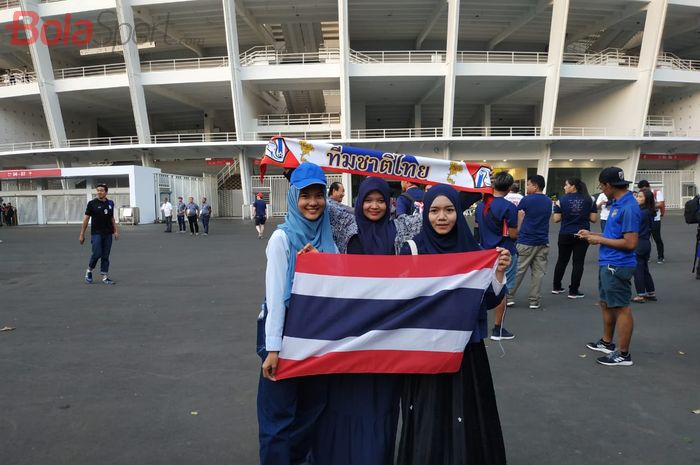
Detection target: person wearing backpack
<box><xmin>683</xmin><ymin>194</ymin><xmax>700</xmax><ymax>279</ymax></box>
<box><xmin>396</xmin><ymin>180</ymin><xmax>424</xmax><ymax>216</ymax></box>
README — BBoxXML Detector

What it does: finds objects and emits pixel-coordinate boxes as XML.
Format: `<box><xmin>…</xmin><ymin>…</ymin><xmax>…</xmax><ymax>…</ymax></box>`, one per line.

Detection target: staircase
<box><xmin>216</xmin><ymin>159</ymin><xmax>239</xmax><ymax>189</ymax></box>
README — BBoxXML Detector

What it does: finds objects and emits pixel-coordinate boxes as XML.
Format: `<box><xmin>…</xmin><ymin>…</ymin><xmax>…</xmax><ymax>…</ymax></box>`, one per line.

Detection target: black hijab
<box><xmin>351</xmin><ymin>177</ymin><xmax>397</xmax><ymax>255</ymax></box>
<box><xmin>412</xmin><ymin>184</ymin><xmax>481</xmax><ymax>254</ymax></box>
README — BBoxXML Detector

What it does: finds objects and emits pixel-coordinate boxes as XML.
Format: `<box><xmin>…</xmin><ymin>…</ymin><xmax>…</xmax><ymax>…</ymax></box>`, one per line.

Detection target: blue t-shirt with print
<box><xmin>599</xmin><ymin>191</ymin><xmax>641</xmax><ymax>267</ymax></box>
<box><xmin>475</xmin><ymin>197</ymin><xmax>518</xmax><ymax>254</ymax></box>
<box><xmin>554</xmin><ymin>192</ymin><xmax>597</xmax><ymax>235</ymax></box>
<box><xmin>517</xmin><ymin>193</ymin><xmax>552</xmax><ymax>246</ymax></box>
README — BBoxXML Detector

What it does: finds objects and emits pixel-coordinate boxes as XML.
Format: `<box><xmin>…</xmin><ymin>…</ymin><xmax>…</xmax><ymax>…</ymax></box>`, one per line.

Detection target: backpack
<box><xmin>684</xmin><ymin>195</ymin><xmax>700</xmax><ymax>224</ymax></box>
<box><xmin>400</xmin><ymin>191</ymin><xmax>424</xmax><ymax>216</ymax></box>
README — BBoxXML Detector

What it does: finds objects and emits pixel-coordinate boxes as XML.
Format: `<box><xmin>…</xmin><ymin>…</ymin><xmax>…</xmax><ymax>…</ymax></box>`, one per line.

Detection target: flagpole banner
<box><xmin>260</xmin><ymin>137</ymin><xmax>493</xmax><ymax>193</ymax></box>
<box><xmin>275</xmin><ymin>249</ymin><xmax>500</xmax><ymax>380</ymax></box>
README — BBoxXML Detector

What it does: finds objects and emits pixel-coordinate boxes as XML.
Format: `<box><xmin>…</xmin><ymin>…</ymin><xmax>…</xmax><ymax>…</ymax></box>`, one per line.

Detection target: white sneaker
<box><xmin>529</xmin><ymin>303</ymin><xmax>541</xmax><ymax>310</ymax></box>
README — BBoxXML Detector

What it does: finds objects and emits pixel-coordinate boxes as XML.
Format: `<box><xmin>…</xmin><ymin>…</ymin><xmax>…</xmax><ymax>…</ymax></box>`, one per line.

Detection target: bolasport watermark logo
<box><xmin>2</xmin><ymin>10</ymin><xmax>204</xmax><ymax>49</ymax></box>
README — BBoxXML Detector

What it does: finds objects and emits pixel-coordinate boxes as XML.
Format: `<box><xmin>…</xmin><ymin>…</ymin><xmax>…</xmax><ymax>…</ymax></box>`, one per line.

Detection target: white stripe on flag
<box><xmin>292</xmin><ymin>268</ymin><xmax>493</xmax><ymax>300</ymax></box>
<box><xmin>280</xmin><ymin>328</ymin><xmax>472</xmax><ymax>361</ymax></box>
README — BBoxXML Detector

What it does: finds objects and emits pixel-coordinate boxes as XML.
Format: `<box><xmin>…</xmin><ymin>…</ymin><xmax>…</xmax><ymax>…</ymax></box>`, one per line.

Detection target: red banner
<box><xmin>640</xmin><ymin>153</ymin><xmax>697</xmax><ymax>161</ymax></box>
<box><xmin>206</xmin><ymin>159</ymin><xmax>236</xmax><ymax>166</ymax></box>
<box><xmin>0</xmin><ymin>168</ymin><xmax>62</xmax><ymax>179</ymax></box>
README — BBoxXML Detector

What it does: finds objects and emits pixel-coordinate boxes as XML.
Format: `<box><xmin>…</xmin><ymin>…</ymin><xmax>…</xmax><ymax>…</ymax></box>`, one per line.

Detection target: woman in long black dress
<box><xmin>397</xmin><ymin>184</ymin><xmax>511</xmax><ymax>465</ymax></box>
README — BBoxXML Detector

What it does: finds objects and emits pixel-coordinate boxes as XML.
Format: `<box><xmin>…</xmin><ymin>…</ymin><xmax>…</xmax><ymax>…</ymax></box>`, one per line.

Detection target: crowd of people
<box><xmin>253</xmin><ymin>161</ymin><xmax>698</xmax><ymax>465</ymax></box>
<box><xmin>160</xmin><ymin>196</ymin><xmax>213</xmax><ymax>236</ymax></box>
<box><xmin>1</xmin><ymin>202</ymin><xmax>17</xmax><ymax>227</ymax></box>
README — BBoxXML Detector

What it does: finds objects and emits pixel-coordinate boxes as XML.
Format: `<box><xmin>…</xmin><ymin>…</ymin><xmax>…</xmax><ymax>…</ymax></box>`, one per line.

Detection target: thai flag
<box><xmin>275</xmin><ymin>250</ymin><xmax>499</xmax><ymax>380</ymax></box>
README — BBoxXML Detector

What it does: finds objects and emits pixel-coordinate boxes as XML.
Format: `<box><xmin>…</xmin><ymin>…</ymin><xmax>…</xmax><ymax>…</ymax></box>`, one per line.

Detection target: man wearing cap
<box><xmin>578</xmin><ymin>167</ymin><xmax>640</xmax><ymax>366</ymax></box>
<box><xmin>252</xmin><ymin>192</ymin><xmax>267</xmax><ymax>239</ymax></box>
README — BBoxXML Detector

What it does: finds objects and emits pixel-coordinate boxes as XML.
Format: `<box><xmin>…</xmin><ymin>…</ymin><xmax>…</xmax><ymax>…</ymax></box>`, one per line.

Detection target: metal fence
<box><xmin>249</xmin><ymin>174</ymin><xmax>343</xmax><ymax>217</ymax></box>
<box><xmin>635</xmin><ymin>170</ymin><xmax>697</xmax><ymax>209</ymax></box>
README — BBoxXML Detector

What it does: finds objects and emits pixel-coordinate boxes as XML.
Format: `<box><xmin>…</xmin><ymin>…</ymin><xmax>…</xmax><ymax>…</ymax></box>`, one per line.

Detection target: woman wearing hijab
<box><xmin>257</xmin><ymin>163</ymin><xmax>338</xmax><ymax>465</ymax></box>
<box><xmin>397</xmin><ymin>184</ymin><xmax>511</xmax><ymax>465</ymax></box>
<box><xmin>314</xmin><ymin>177</ymin><xmax>407</xmax><ymax>465</ymax></box>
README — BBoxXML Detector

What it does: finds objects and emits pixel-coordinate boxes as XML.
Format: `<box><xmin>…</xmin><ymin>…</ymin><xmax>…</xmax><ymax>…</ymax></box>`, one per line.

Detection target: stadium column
<box><xmin>622</xmin><ymin>0</ymin><xmax>668</xmax><ymax>180</ymax></box>
<box><xmin>115</xmin><ymin>0</ymin><xmax>152</xmax><ymax>145</ymax></box>
<box><xmin>539</xmin><ymin>0</ymin><xmax>570</xmax><ymax>180</ymax></box>
<box><xmin>338</xmin><ymin>0</ymin><xmax>351</xmax><ymax>139</ymax></box>
<box><xmin>238</xmin><ymin>149</ymin><xmax>251</xmax><ymax>207</ymax></box>
<box><xmin>19</xmin><ymin>0</ymin><xmax>67</xmax><ymax>148</ymax></box>
<box><xmin>414</xmin><ymin>104</ymin><xmax>422</xmax><ymax>129</ymax></box>
<box><xmin>442</xmin><ymin>0</ymin><xmax>460</xmax><ymax>139</ymax></box>
<box><xmin>222</xmin><ymin>0</ymin><xmax>247</xmax><ymax>141</ymax></box>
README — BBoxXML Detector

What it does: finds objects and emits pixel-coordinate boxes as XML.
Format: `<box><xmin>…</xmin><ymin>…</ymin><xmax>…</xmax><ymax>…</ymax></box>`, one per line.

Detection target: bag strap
<box><xmin>406</xmin><ymin>239</ymin><xmax>418</xmax><ymax>256</ymax></box>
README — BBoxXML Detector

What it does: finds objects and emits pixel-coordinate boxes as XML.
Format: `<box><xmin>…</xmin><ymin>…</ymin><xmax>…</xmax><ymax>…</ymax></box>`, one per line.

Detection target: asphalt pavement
<box><xmin>0</xmin><ymin>213</ymin><xmax>698</xmax><ymax>465</ymax></box>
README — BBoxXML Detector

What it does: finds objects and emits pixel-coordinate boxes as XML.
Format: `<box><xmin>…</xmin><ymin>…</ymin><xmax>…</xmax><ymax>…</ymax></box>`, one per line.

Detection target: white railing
<box><xmin>350</xmin><ymin>50</ymin><xmax>447</xmax><ymax>64</ymax></box>
<box><xmin>453</xmin><ymin>127</ymin><xmax>542</xmax><ymax>137</ymax></box>
<box><xmin>643</xmin><ymin>128</ymin><xmax>700</xmax><ymax>137</ymax></box>
<box><xmin>457</xmin><ymin>51</ymin><xmax>548</xmax><ymax>64</ymax></box>
<box><xmin>0</xmin><ymin>70</ymin><xmax>37</xmax><ymax>87</ymax></box>
<box><xmin>351</xmin><ymin>128</ymin><xmax>443</xmax><ymax>139</ymax></box>
<box><xmin>646</xmin><ymin>115</ymin><xmax>674</xmax><ymax>127</ymax></box>
<box><xmin>141</xmin><ymin>56</ymin><xmax>229</xmax><ymax>72</ymax></box>
<box><xmin>65</xmin><ymin>136</ymin><xmax>139</xmax><ymax>148</ymax></box>
<box><xmin>0</xmin><ymin>140</ymin><xmax>53</xmax><ymax>152</ymax></box>
<box><xmin>563</xmin><ymin>49</ymin><xmax>639</xmax><ymax>67</ymax></box>
<box><xmin>217</xmin><ymin>159</ymin><xmax>239</xmax><ymax>188</ymax></box>
<box><xmin>246</xmin><ymin>130</ymin><xmax>342</xmax><ymax>141</ymax></box>
<box><xmin>0</xmin><ymin>0</ymin><xmax>19</xmax><ymax>8</ymax></box>
<box><xmin>657</xmin><ymin>53</ymin><xmax>700</xmax><ymax>71</ymax></box>
<box><xmin>151</xmin><ymin>132</ymin><xmax>237</xmax><ymax>144</ymax></box>
<box><xmin>552</xmin><ymin>127</ymin><xmax>636</xmax><ymax>137</ymax></box>
<box><xmin>256</xmin><ymin>113</ymin><xmax>341</xmax><ymax>126</ymax></box>
<box><xmin>239</xmin><ymin>46</ymin><xmax>341</xmax><ymax>66</ymax></box>
<box><xmin>54</xmin><ymin>63</ymin><xmax>127</xmax><ymax>79</ymax></box>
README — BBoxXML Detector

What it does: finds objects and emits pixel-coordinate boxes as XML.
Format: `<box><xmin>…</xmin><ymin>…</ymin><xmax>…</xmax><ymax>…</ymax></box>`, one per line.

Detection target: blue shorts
<box><xmin>505</xmin><ymin>251</ymin><xmax>519</xmax><ymax>294</ymax></box>
<box><xmin>598</xmin><ymin>265</ymin><xmax>635</xmax><ymax>308</ymax></box>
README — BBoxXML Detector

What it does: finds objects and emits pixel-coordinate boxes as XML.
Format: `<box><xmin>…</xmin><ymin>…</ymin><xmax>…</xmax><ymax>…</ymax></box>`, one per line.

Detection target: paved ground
<box><xmin>0</xmin><ymin>213</ymin><xmax>698</xmax><ymax>465</ymax></box>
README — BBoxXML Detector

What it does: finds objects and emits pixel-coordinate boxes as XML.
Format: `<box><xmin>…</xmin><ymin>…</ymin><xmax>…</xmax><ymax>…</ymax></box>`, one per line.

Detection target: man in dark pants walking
<box><xmin>176</xmin><ymin>197</ymin><xmax>187</xmax><ymax>233</ymax></box>
<box><xmin>79</xmin><ymin>184</ymin><xmax>119</xmax><ymax>285</ymax></box>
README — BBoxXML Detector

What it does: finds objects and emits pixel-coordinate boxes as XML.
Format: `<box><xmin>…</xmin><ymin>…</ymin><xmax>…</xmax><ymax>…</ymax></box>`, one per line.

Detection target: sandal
<box><xmin>632</xmin><ymin>296</ymin><xmax>646</xmax><ymax>303</ymax></box>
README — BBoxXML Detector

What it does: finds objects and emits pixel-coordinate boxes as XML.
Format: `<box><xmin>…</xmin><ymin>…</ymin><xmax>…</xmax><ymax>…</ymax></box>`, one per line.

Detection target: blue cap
<box><xmin>290</xmin><ymin>163</ymin><xmax>327</xmax><ymax>189</ymax></box>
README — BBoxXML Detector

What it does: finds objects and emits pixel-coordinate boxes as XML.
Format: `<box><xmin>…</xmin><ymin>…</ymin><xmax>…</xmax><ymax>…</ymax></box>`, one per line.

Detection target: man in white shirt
<box><xmin>638</xmin><ymin>180</ymin><xmax>665</xmax><ymax>263</ymax></box>
<box><xmin>596</xmin><ymin>191</ymin><xmax>611</xmax><ymax>232</ymax></box>
<box><xmin>160</xmin><ymin>197</ymin><xmax>173</xmax><ymax>233</ymax></box>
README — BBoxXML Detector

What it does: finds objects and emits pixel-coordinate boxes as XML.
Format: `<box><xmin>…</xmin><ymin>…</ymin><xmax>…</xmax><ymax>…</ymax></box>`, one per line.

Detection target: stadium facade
<box><xmin>0</xmin><ymin>0</ymin><xmax>699</xmax><ymax>222</ymax></box>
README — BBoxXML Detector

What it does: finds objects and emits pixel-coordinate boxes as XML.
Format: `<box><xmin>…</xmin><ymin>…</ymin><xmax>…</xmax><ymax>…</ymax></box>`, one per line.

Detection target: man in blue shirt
<box><xmin>252</xmin><ymin>192</ymin><xmax>267</xmax><ymax>239</ymax></box>
<box><xmin>396</xmin><ymin>180</ymin><xmax>424</xmax><ymax>216</ymax></box>
<box><xmin>508</xmin><ymin>175</ymin><xmax>552</xmax><ymax>310</ymax></box>
<box><xmin>475</xmin><ymin>171</ymin><xmax>518</xmax><ymax>340</ymax></box>
<box><xmin>578</xmin><ymin>167</ymin><xmax>640</xmax><ymax>366</ymax></box>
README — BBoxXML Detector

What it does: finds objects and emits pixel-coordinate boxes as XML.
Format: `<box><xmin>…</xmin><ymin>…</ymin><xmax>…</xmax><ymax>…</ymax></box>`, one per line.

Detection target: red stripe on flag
<box><xmin>295</xmin><ymin>249</ymin><xmax>499</xmax><ymax>278</ymax></box>
<box><xmin>275</xmin><ymin>349</ymin><xmax>464</xmax><ymax>380</ymax></box>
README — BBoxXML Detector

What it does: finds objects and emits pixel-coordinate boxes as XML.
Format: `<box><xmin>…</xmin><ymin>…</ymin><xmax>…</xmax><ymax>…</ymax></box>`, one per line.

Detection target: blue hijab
<box><xmin>278</xmin><ymin>178</ymin><xmax>336</xmax><ymax>303</ymax></box>
<box><xmin>412</xmin><ymin>184</ymin><xmax>481</xmax><ymax>254</ymax></box>
<box><xmin>353</xmin><ymin>177</ymin><xmax>397</xmax><ymax>255</ymax></box>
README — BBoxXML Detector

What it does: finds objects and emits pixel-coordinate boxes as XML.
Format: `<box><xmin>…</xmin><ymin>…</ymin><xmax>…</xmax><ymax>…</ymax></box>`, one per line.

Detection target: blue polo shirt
<box><xmin>599</xmin><ymin>191</ymin><xmax>641</xmax><ymax>267</ymax></box>
<box><xmin>554</xmin><ymin>192</ymin><xmax>597</xmax><ymax>235</ymax></box>
<box><xmin>475</xmin><ymin>197</ymin><xmax>518</xmax><ymax>254</ymax></box>
<box><xmin>517</xmin><ymin>193</ymin><xmax>552</xmax><ymax>246</ymax></box>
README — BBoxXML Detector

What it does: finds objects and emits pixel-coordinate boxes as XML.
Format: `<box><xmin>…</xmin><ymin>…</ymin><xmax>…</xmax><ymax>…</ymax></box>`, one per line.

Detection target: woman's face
<box><xmin>428</xmin><ymin>195</ymin><xmax>457</xmax><ymax>235</ymax></box>
<box><xmin>563</xmin><ymin>181</ymin><xmax>575</xmax><ymax>194</ymax></box>
<box><xmin>297</xmin><ymin>184</ymin><xmax>326</xmax><ymax>221</ymax></box>
<box><xmin>363</xmin><ymin>190</ymin><xmax>386</xmax><ymax>221</ymax></box>
<box><xmin>635</xmin><ymin>191</ymin><xmax>645</xmax><ymax>206</ymax></box>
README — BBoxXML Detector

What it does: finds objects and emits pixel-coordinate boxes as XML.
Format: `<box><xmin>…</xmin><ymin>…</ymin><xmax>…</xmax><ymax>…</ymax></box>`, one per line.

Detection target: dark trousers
<box><xmin>164</xmin><ymin>216</ymin><xmax>172</xmax><ymax>232</ymax></box>
<box><xmin>88</xmin><ymin>233</ymin><xmax>113</xmax><ymax>274</ymax></box>
<box><xmin>177</xmin><ymin>215</ymin><xmax>186</xmax><ymax>231</ymax></box>
<box><xmin>600</xmin><ymin>220</ymin><xmax>606</xmax><ymax>233</ymax></box>
<box><xmin>553</xmin><ymin>233</ymin><xmax>590</xmax><ymax>294</ymax></box>
<box><xmin>650</xmin><ymin>221</ymin><xmax>664</xmax><ymax>260</ymax></box>
<box><xmin>187</xmin><ymin>215</ymin><xmax>199</xmax><ymax>234</ymax></box>
<box><xmin>634</xmin><ymin>239</ymin><xmax>655</xmax><ymax>294</ymax></box>
<box><xmin>200</xmin><ymin>215</ymin><xmax>210</xmax><ymax>234</ymax></box>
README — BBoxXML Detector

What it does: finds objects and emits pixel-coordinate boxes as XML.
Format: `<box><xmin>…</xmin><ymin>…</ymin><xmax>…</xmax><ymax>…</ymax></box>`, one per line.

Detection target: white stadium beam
<box><xmin>19</xmin><ymin>0</ymin><xmax>67</xmax><ymax>148</ymax></box>
<box><xmin>115</xmin><ymin>0</ymin><xmax>152</xmax><ymax>146</ymax></box>
<box><xmin>442</xmin><ymin>0</ymin><xmax>460</xmax><ymax>139</ymax></box>
<box><xmin>222</xmin><ymin>0</ymin><xmax>247</xmax><ymax>142</ymax></box>
<box><xmin>236</xmin><ymin>2</ymin><xmax>276</xmax><ymax>46</ymax></box>
<box><xmin>487</xmin><ymin>0</ymin><xmax>552</xmax><ymax>51</ymax></box>
<box><xmin>338</xmin><ymin>0</ymin><xmax>352</xmax><ymax>140</ymax></box>
<box><xmin>133</xmin><ymin>6</ymin><xmax>204</xmax><ymax>57</ymax></box>
<box><xmin>415</xmin><ymin>0</ymin><xmax>448</xmax><ymax>50</ymax></box>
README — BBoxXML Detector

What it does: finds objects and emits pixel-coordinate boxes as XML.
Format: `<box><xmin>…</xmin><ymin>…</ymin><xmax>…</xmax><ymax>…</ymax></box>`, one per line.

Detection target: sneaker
<box><xmin>84</xmin><ymin>270</ymin><xmax>93</xmax><ymax>284</ymax></box>
<box><xmin>552</xmin><ymin>288</ymin><xmax>566</xmax><ymax>294</ymax></box>
<box><xmin>568</xmin><ymin>292</ymin><xmax>585</xmax><ymax>299</ymax></box>
<box><xmin>586</xmin><ymin>338</ymin><xmax>615</xmax><ymax>354</ymax></box>
<box><xmin>657</xmin><ymin>258</ymin><xmax>664</xmax><ymax>264</ymax></box>
<box><xmin>195</xmin><ymin>233</ymin><xmax>199</xmax><ymax>236</ymax></box>
<box><xmin>202</xmin><ymin>233</ymin><xmax>208</xmax><ymax>236</ymax></box>
<box><xmin>506</xmin><ymin>299</ymin><xmax>515</xmax><ymax>307</ymax></box>
<box><xmin>529</xmin><ymin>303</ymin><xmax>541</xmax><ymax>309</ymax></box>
<box><xmin>597</xmin><ymin>350</ymin><xmax>633</xmax><ymax>366</ymax></box>
<box><xmin>490</xmin><ymin>326</ymin><xmax>515</xmax><ymax>341</ymax></box>
<box><xmin>102</xmin><ymin>277</ymin><xmax>116</xmax><ymax>285</ymax></box>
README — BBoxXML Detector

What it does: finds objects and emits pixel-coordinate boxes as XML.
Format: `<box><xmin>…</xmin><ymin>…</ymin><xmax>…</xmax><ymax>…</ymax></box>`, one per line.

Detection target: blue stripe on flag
<box><xmin>285</xmin><ymin>287</ymin><xmax>485</xmax><ymax>341</ymax></box>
